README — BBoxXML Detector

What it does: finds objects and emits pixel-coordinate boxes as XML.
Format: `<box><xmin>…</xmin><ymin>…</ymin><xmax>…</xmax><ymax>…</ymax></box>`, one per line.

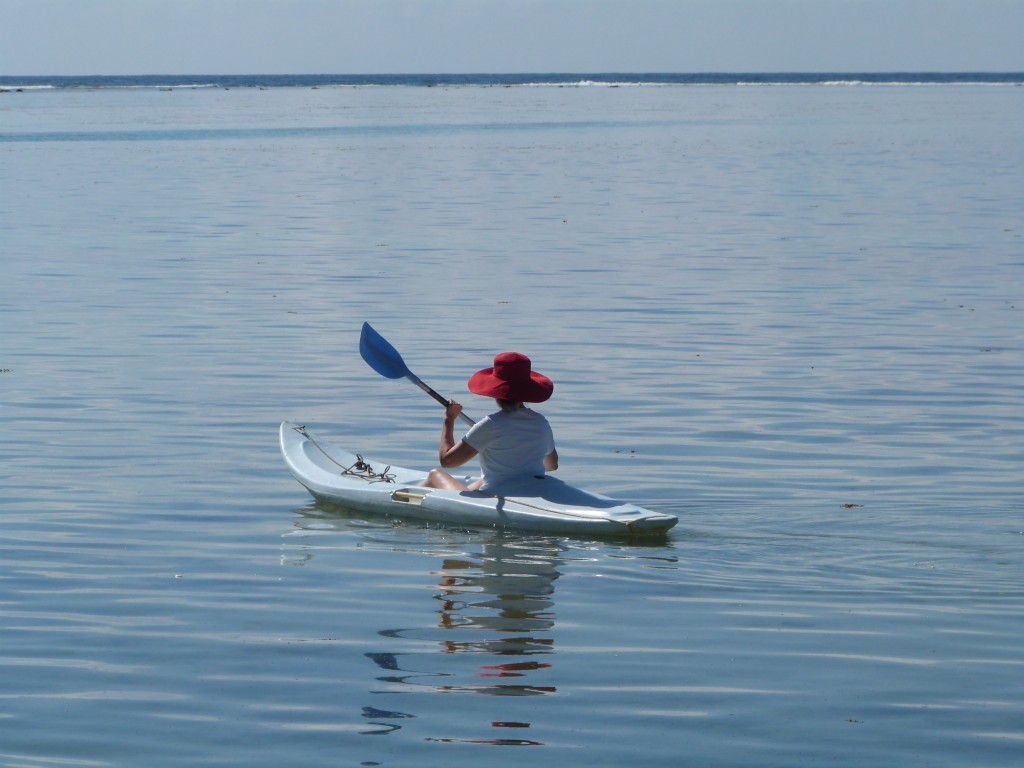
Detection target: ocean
<box><xmin>3</xmin><ymin>72</ymin><xmax>1024</xmax><ymax>90</ymax></box>
<box><xmin>1</xmin><ymin>74</ymin><xmax>1022</xmax><ymax>766</ymax></box>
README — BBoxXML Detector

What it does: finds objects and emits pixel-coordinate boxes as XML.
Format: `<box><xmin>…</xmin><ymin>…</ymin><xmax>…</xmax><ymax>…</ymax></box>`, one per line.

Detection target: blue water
<box><xmin>1</xmin><ymin>76</ymin><xmax>1022</xmax><ymax>767</ymax></box>
<box><xmin>3</xmin><ymin>72</ymin><xmax>1023</xmax><ymax>91</ymax></box>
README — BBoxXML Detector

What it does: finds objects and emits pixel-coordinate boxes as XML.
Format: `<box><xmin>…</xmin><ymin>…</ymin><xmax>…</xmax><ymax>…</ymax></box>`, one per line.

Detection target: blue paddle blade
<box><xmin>360</xmin><ymin>322</ymin><xmax>411</xmax><ymax>380</ymax></box>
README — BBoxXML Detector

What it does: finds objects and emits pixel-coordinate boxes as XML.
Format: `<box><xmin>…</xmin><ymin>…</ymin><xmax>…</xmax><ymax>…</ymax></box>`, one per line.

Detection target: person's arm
<box><xmin>439</xmin><ymin>401</ymin><xmax>478</xmax><ymax>468</ymax></box>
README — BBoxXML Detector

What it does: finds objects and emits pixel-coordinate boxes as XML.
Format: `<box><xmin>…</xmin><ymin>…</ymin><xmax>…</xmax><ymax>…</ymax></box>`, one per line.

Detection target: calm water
<box><xmin>2</xmin><ymin>80</ymin><xmax>1022</xmax><ymax>767</ymax></box>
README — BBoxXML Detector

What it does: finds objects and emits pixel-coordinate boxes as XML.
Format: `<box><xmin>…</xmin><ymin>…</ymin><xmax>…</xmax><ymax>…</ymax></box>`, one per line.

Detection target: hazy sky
<box><xmin>3</xmin><ymin>0</ymin><xmax>1023</xmax><ymax>75</ymax></box>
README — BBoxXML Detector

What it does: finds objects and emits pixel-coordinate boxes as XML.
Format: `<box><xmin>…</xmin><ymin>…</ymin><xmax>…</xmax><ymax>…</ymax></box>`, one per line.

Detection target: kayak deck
<box><xmin>280</xmin><ymin>422</ymin><xmax>677</xmax><ymax>535</ymax></box>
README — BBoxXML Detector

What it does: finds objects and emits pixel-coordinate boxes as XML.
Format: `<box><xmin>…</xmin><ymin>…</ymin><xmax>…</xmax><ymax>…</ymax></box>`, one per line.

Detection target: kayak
<box><xmin>280</xmin><ymin>421</ymin><xmax>677</xmax><ymax>535</ymax></box>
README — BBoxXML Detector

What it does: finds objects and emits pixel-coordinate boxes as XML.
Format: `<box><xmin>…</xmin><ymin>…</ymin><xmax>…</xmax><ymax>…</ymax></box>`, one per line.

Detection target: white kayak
<box><xmin>280</xmin><ymin>422</ymin><xmax>677</xmax><ymax>535</ymax></box>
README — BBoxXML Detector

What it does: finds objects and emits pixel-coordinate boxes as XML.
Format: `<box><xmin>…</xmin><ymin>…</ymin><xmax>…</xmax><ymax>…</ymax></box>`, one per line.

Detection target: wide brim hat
<box><xmin>467</xmin><ymin>352</ymin><xmax>554</xmax><ymax>403</ymax></box>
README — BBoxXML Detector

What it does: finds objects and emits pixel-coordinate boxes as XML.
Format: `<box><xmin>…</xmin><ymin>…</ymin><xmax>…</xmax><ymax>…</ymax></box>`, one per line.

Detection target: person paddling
<box><xmin>420</xmin><ymin>352</ymin><xmax>558</xmax><ymax>492</ymax></box>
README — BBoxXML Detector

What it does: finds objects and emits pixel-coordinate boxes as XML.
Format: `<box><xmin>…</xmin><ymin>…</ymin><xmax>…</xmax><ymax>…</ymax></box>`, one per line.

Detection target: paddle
<box><xmin>359</xmin><ymin>322</ymin><xmax>476</xmax><ymax>426</ymax></box>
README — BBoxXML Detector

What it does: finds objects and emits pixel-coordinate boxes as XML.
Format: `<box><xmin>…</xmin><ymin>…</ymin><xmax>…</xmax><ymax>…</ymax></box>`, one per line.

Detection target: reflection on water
<box><xmin>365</xmin><ymin>536</ymin><xmax>562</xmax><ymax>745</ymax></box>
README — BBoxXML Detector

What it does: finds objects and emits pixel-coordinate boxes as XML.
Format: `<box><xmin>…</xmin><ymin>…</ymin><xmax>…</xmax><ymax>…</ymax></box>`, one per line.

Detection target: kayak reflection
<box><xmin>433</xmin><ymin>543</ymin><xmax>559</xmax><ymax>681</ymax></box>
<box><xmin>363</xmin><ymin>536</ymin><xmax>562</xmax><ymax>743</ymax></box>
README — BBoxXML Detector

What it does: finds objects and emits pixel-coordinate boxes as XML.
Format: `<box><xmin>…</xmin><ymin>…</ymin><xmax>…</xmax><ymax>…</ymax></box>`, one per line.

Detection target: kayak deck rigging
<box><xmin>292</xmin><ymin>424</ymin><xmax>397</xmax><ymax>484</ymax></box>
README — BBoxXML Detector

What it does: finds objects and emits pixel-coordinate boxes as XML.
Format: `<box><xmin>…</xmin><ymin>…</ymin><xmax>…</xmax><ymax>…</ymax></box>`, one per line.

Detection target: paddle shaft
<box><xmin>408</xmin><ymin>373</ymin><xmax>476</xmax><ymax>426</ymax></box>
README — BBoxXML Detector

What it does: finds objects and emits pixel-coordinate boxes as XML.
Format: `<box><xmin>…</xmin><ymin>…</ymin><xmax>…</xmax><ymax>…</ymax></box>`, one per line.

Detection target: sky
<box><xmin>3</xmin><ymin>0</ymin><xmax>1023</xmax><ymax>75</ymax></box>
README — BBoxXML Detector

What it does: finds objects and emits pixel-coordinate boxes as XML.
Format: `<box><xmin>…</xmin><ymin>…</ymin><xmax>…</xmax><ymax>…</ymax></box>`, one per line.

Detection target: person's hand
<box><xmin>444</xmin><ymin>400</ymin><xmax>463</xmax><ymax>423</ymax></box>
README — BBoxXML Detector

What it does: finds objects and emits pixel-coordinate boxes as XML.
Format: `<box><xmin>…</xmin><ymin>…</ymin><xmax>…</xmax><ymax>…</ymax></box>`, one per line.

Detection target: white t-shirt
<box><xmin>462</xmin><ymin>407</ymin><xmax>556</xmax><ymax>492</ymax></box>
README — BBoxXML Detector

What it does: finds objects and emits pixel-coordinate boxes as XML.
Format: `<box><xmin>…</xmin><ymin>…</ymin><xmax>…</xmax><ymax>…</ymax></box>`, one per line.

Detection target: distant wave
<box><xmin>2</xmin><ymin>73</ymin><xmax>1022</xmax><ymax>92</ymax></box>
<box><xmin>737</xmin><ymin>78</ymin><xmax>1022</xmax><ymax>87</ymax></box>
<box><xmin>0</xmin><ymin>84</ymin><xmax>56</xmax><ymax>92</ymax></box>
<box><xmin>0</xmin><ymin>81</ymin><xmax>217</xmax><ymax>92</ymax></box>
<box><xmin>118</xmin><ymin>83</ymin><xmax>218</xmax><ymax>90</ymax></box>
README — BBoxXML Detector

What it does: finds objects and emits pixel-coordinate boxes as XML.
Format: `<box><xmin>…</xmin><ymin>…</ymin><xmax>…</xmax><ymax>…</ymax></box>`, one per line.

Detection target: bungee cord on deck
<box><xmin>292</xmin><ymin>425</ymin><xmax>396</xmax><ymax>484</ymax></box>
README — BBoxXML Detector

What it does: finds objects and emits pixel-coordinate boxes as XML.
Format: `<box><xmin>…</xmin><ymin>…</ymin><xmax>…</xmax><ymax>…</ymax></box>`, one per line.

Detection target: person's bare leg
<box><xmin>420</xmin><ymin>468</ymin><xmax>469</xmax><ymax>490</ymax></box>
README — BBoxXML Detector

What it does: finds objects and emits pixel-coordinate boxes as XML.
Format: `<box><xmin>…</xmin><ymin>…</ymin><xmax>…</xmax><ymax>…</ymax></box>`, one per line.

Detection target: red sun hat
<box><xmin>467</xmin><ymin>352</ymin><xmax>554</xmax><ymax>403</ymax></box>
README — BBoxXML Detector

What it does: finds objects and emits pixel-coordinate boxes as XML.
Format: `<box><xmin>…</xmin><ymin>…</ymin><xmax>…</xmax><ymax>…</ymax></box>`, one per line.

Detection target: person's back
<box><xmin>464</xmin><ymin>404</ymin><xmax>555</xmax><ymax>491</ymax></box>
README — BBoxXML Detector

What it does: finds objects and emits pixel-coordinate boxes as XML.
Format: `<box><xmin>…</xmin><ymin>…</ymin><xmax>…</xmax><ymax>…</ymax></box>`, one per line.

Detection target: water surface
<box><xmin>1</xmin><ymin>80</ymin><xmax>1022</xmax><ymax>767</ymax></box>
